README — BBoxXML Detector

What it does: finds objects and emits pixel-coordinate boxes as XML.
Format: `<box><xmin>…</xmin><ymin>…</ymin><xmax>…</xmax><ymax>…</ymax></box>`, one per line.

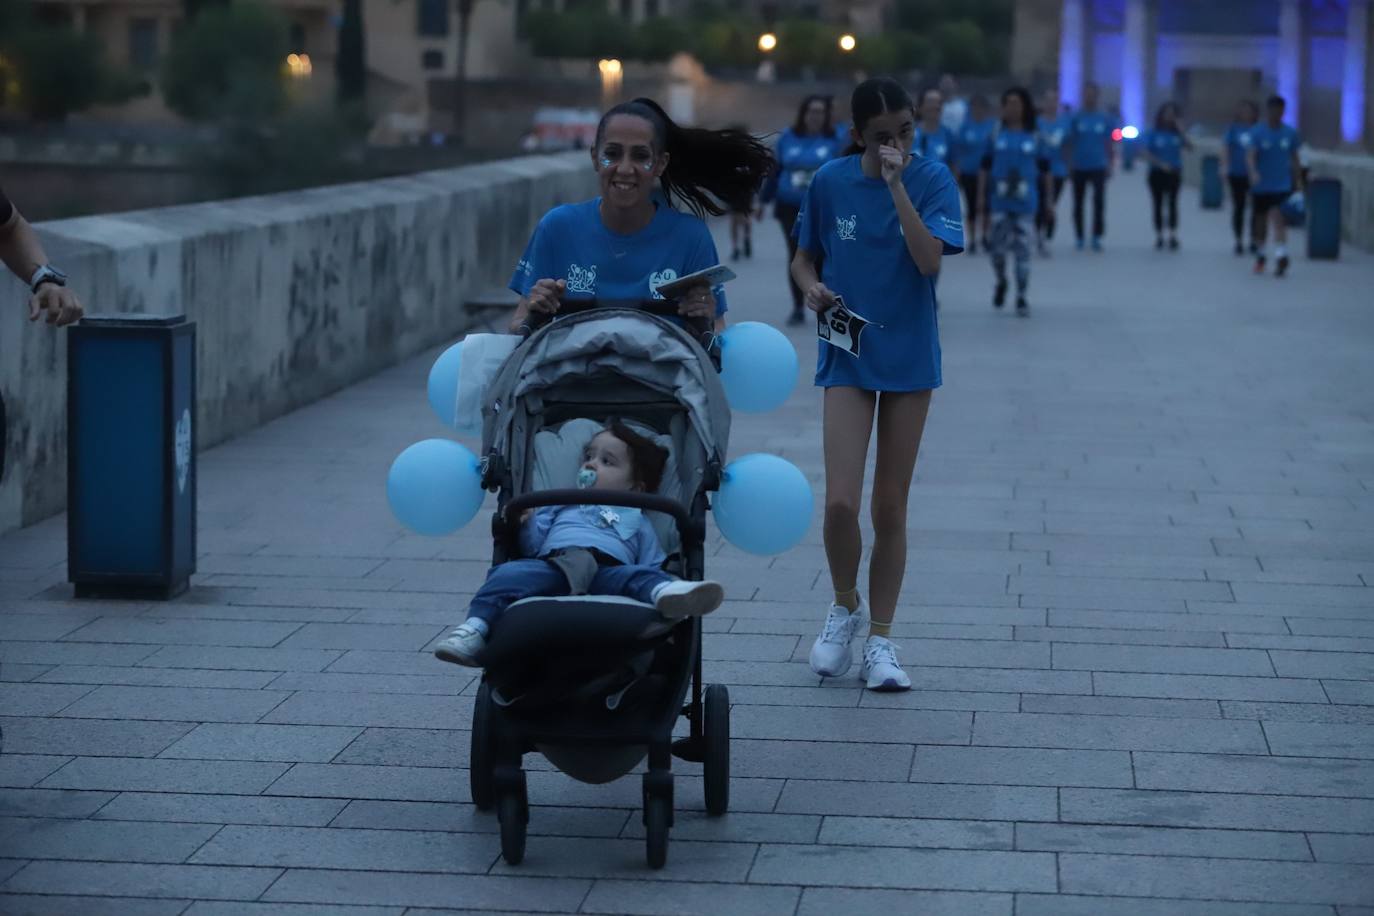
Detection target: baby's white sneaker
<box><xmin>434</xmin><ymin>618</ymin><xmax>489</xmax><ymax>667</ymax></box>
<box><xmin>652</xmin><ymin>580</ymin><xmax>725</xmax><ymax>618</ymax></box>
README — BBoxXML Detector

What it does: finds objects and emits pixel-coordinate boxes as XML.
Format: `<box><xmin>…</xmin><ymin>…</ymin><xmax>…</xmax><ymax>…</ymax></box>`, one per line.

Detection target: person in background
<box><xmin>1247</xmin><ymin>94</ymin><xmax>1303</xmax><ymax>277</ymax></box>
<box><xmin>727</xmin><ymin>122</ymin><xmax>756</xmax><ymax>262</ymax></box>
<box><xmin>978</xmin><ymin>87</ymin><xmax>1051</xmax><ymax>316</ymax></box>
<box><xmin>0</xmin><ymin>183</ymin><xmax>83</xmax><ymax>327</ymax></box>
<box><xmin>1065</xmin><ymin>82</ymin><xmax>1116</xmax><ymax>251</ymax></box>
<box><xmin>1222</xmin><ymin>100</ymin><xmax>1259</xmax><ymax>255</ymax></box>
<box><xmin>938</xmin><ymin>73</ymin><xmax>968</xmax><ymax>133</ymax></box>
<box><xmin>1035</xmin><ymin>87</ymin><xmax>1071</xmax><ymax>256</ymax></box>
<box><xmin>759</xmin><ymin>94</ymin><xmax>841</xmax><ymax>326</ymax></box>
<box><xmin>1141</xmin><ymin>101</ymin><xmax>1191</xmax><ymax>250</ymax></box>
<box><xmin>954</xmin><ymin>95</ymin><xmax>996</xmax><ymax>253</ymax></box>
<box><xmin>914</xmin><ymin>88</ymin><xmax>956</xmax><ymax>173</ymax></box>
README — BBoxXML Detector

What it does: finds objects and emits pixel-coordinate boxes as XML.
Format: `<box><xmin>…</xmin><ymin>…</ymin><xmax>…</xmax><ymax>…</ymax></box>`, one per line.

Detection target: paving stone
<box><xmin>184</xmin><ymin>904</ymin><xmax>404</xmax><ymax>916</ymax></box>
<box><xmin>263</xmin><ymin>671</ymin><xmax>470</xmax><ymax>695</ymax></box>
<box><xmin>621</xmin><ymin>810</ymin><xmax>820</xmax><ymax>844</ymax></box>
<box><xmin>0</xmin><ymin>615</ymin><xmax>99</xmax><ymax>641</ymax></box>
<box><xmin>775</xmin><ymin>779</ymin><xmax>1056</xmax><ymax>821</ymax></box>
<box><xmin>0</xmin><ymin>861</ymin><xmax>25</xmax><ymax>882</ymax></box>
<box><xmin>579</xmin><ymin>879</ymin><xmax>800</xmax><ymax>916</ymax></box>
<box><xmin>1047</xmin><ymin>608</ymin><xmax>1291</xmax><ymax>633</ymax></box>
<box><xmin>61</xmin><ymin>618</ymin><xmax>303</xmax><ymax>647</ymax></box>
<box><xmin>37</xmin><ymin>757</ymin><xmax>288</xmax><ymax>795</ymax></box>
<box><xmin>1015</xmin><ymin>823</ymin><xmax>1312</xmax><ymax>860</ymax></box>
<box><xmin>1222</xmin><ymin>702</ymin><xmax>1374</xmax><ymax>724</ymax></box>
<box><xmin>264</xmin><ymin>762</ymin><xmax>465</xmax><ymax>803</ymax></box>
<box><xmin>189</xmin><ymin>824</ymin><xmax>497</xmax><ymax>873</ymax></box>
<box><xmin>57</xmin><ymin>686</ymin><xmax>293</xmax><ymax>724</ymax></box>
<box><xmin>35</xmin><ymin>666</ymin><xmax>278</xmax><ymax>689</ymax></box>
<box><xmin>259</xmin><ymin>869</ymin><xmax>590</xmax><ymax>910</ymax></box>
<box><xmin>1264</xmin><ymin>722</ymin><xmax>1374</xmax><ymax>759</ymax></box>
<box><xmin>0</xmin><ymin>789</ymin><xmax>115</xmax><ymax>819</ymax></box>
<box><xmin>0</xmin><ymin>665</ymin><xmax>51</xmax><ymax>682</ymax></box>
<box><xmin>1135</xmin><ymin>751</ymin><xmax>1374</xmax><ymax>797</ymax></box>
<box><xmin>728</xmin><ymin>705</ymin><xmax>969</xmax><ymax>745</ymax></box>
<box><xmin>277</xmin><ymin>623</ymin><xmax>446</xmax><ymax>652</ymax></box>
<box><xmin>1308</xmin><ymin>834</ymin><xmax>1374</xmax><ymax>864</ymax></box>
<box><xmin>1232</xmin><ymin>583</ymin><xmax>1374</xmax><ymax>609</ymax></box>
<box><xmin>1290</xmin><ymin>619</ymin><xmax>1374</xmax><ymax>639</ymax></box>
<box><xmin>1093</xmin><ymin>673</ymin><xmax>1329</xmax><ymax>703</ymax></box>
<box><xmin>748</xmin><ymin>844</ymin><xmax>1056</xmax><ymax>892</ymax></box>
<box><xmin>1060</xmin><ymin>788</ymin><xmax>1374</xmax><ymax>833</ymax></box>
<box><xmin>796</xmin><ymin>888</ymin><xmax>1011</xmax><ymax>916</ymax></box>
<box><xmin>521</xmin><ymin>771</ymin><xmax>785</xmax><ymax>814</ymax></box>
<box><xmin>0</xmin><ymin>894</ymin><xmax>191</xmax><ymax>916</ymax></box>
<box><xmin>1021</xmin><ymin>694</ymin><xmax>1221</xmax><ymax>719</ymax></box>
<box><xmin>331</xmin><ymin>799</ymin><xmax>629</xmax><ymax>838</ymax></box>
<box><xmin>0</xmin><ymin>717</ymin><xmax>194</xmax><ymax>758</ymax></box>
<box><xmin>158</xmin><ymin>723</ymin><xmax>364</xmax><ymax>762</ymax></box>
<box><xmin>262</xmin><ymin>691</ymin><xmax>472</xmax><ymax>729</ymax></box>
<box><xmin>0</xmin><ymin>817</ymin><xmax>220</xmax><ymax>863</ymax></box>
<box><xmin>0</xmin><ymin>683</ymin><xmax>96</xmax><ymax>716</ymax></box>
<box><xmin>1014</xmin><ymin>894</ymin><xmax>1335</xmax><ymax>916</ymax></box>
<box><xmin>0</xmin><ymin>756</ymin><xmax>72</xmax><ymax>788</ymax></box>
<box><xmin>1059</xmin><ymin>853</ymin><xmax>1374</xmax><ymax>905</ymax></box>
<box><xmin>972</xmin><ymin>711</ymin><xmax>1267</xmax><ymax>753</ymax></box>
<box><xmin>910</xmin><ymin>745</ymin><xmax>1133</xmax><ymax>788</ymax></box>
<box><xmin>136</xmin><ymin>646</ymin><xmax>344</xmax><ymax>672</ymax></box>
<box><xmin>1271</xmin><ymin>651</ymin><xmax>1374</xmax><ymax>680</ymax></box>
<box><xmin>488</xmin><ymin>836</ymin><xmax>754</xmax><ymax>882</ymax></box>
<box><xmin>816</xmin><ymin>816</ymin><xmax>1012</xmax><ymax>850</ymax></box>
<box><xmin>1014</xmin><ymin>626</ymin><xmax>1226</xmax><ymax>648</ymax></box>
<box><xmin>857</xmin><ymin>690</ymin><xmax>1021</xmax><ymax>712</ymax></box>
<box><xmin>1052</xmin><ymin>644</ymin><xmax>1274</xmax><ymax>676</ymax></box>
<box><xmin>95</xmin><ymin>792</ymin><xmax>346</xmax><ymax>827</ymax></box>
<box><xmin>1</xmin><ymin>861</ymin><xmax>281</xmax><ymax>900</ymax></box>
<box><xmin>1324</xmin><ymin>681</ymin><xmax>1374</xmax><ymax>705</ymax></box>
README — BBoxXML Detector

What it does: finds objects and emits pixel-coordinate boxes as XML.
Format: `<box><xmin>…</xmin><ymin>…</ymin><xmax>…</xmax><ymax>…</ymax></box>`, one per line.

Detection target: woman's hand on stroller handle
<box><xmin>527</xmin><ymin>279</ymin><xmax>566</xmax><ymax>315</ymax></box>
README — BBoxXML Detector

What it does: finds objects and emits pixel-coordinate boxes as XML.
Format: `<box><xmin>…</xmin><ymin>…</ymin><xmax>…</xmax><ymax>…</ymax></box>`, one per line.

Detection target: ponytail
<box><xmin>596</xmin><ymin>98</ymin><xmax>774</xmax><ymax>218</ymax></box>
<box><xmin>842</xmin><ymin>77</ymin><xmax>915</xmax><ymax>156</ymax></box>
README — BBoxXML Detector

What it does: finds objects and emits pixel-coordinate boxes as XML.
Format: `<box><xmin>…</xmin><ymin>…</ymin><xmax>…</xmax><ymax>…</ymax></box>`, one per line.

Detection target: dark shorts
<box><xmin>1251</xmin><ymin>191</ymin><xmax>1289</xmax><ymax>216</ymax></box>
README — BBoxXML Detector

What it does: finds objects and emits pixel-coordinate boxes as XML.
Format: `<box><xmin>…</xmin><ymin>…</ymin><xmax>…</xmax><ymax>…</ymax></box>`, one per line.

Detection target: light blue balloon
<box><xmin>714</xmin><ymin>453</ymin><xmax>813</xmax><ymax>555</ymax></box>
<box><xmin>427</xmin><ymin>342</ymin><xmax>463</xmax><ymax>430</ymax></box>
<box><xmin>718</xmin><ymin>321</ymin><xmax>798</xmax><ymax>414</ymax></box>
<box><xmin>387</xmin><ymin>439</ymin><xmax>485</xmax><ymax>536</ymax></box>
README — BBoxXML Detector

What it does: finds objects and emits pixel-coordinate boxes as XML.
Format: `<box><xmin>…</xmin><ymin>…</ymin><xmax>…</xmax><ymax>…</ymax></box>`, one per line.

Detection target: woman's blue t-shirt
<box><xmin>761</xmin><ymin>128</ymin><xmax>842</xmax><ymax>208</ymax></box>
<box><xmin>795</xmin><ymin>155</ymin><xmax>964</xmax><ymax>392</ymax></box>
<box><xmin>1143</xmin><ymin>129</ymin><xmax>1184</xmax><ymax>170</ymax></box>
<box><xmin>1224</xmin><ymin>123</ymin><xmax>1254</xmax><ymax>178</ymax></box>
<box><xmin>1068</xmin><ymin>110</ymin><xmax>1115</xmax><ymax>171</ymax></box>
<box><xmin>985</xmin><ymin>128</ymin><xmax>1047</xmax><ymax>215</ymax></box>
<box><xmin>1037</xmin><ymin>114</ymin><xmax>1071</xmax><ymax>178</ymax></box>
<box><xmin>510</xmin><ymin>198</ymin><xmax>727</xmax><ymax>317</ymax></box>
<box><xmin>955</xmin><ymin>119</ymin><xmax>996</xmax><ymax>175</ymax></box>
<box><xmin>1249</xmin><ymin>123</ymin><xmax>1302</xmax><ymax>194</ymax></box>
<box><xmin>915</xmin><ymin>124</ymin><xmax>956</xmax><ymax>167</ymax></box>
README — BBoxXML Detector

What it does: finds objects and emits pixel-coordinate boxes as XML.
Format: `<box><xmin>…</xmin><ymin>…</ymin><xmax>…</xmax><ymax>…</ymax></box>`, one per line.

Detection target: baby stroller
<box><xmin>471</xmin><ymin>299</ymin><xmax>732</xmax><ymax>869</ymax></box>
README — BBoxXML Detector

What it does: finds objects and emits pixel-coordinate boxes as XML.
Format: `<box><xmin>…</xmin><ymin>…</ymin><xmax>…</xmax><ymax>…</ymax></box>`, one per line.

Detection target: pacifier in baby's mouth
<box><xmin>577</xmin><ymin>467</ymin><xmax>597</xmax><ymax>489</ymax></box>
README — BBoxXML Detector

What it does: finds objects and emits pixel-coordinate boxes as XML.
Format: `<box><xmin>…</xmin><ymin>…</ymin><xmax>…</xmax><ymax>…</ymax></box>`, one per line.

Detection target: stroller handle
<box><xmin>500</xmin><ymin>488</ymin><xmax>704</xmax><ymax>548</ymax></box>
<box><xmin>517</xmin><ymin>298</ymin><xmax>717</xmax><ymax>354</ymax></box>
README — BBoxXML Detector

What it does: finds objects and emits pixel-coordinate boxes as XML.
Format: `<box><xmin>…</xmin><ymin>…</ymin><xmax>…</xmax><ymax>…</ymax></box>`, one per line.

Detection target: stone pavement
<box><xmin>2</xmin><ymin>170</ymin><xmax>1373</xmax><ymax>915</ymax></box>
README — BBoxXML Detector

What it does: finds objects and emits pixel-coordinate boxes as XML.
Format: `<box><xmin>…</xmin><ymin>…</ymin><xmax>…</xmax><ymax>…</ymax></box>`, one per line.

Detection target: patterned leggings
<box><xmin>990</xmin><ymin>212</ymin><xmax>1032</xmax><ymax>292</ymax></box>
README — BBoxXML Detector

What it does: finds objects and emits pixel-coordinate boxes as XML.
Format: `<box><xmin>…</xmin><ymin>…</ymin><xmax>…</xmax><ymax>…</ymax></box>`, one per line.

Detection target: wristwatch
<box><xmin>28</xmin><ymin>264</ymin><xmax>67</xmax><ymax>293</ymax></box>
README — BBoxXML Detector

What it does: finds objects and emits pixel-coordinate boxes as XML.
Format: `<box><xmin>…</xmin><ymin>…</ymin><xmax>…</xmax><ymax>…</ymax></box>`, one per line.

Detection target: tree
<box><xmin>3</xmin><ymin>23</ymin><xmax>145</xmax><ymax>121</ymax></box>
<box><xmin>336</xmin><ymin>0</ymin><xmax>366</xmax><ymax>105</ymax></box>
<box><xmin>162</xmin><ymin>2</ymin><xmax>289</xmax><ymax>121</ymax></box>
<box><xmin>932</xmin><ymin>19</ymin><xmax>986</xmax><ymax>75</ymax></box>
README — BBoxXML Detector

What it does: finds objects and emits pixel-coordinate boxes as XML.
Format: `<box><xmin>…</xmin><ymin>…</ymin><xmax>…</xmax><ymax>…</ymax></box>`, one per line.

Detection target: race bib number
<box><xmin>817</xmin><ymin>296</ymin><xmax>874</xmax><ymax>357</ymax></box>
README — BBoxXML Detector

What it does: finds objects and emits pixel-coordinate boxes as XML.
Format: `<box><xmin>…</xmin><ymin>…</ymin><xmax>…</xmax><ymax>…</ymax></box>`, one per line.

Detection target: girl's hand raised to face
<box><xmin>879</xmin><ymin>142</ymin><xmax>909</xmax><ymax>188</ymax></box>
<box><xmin>804</xmin><ymin>281</ymin><xmax>838</xmax><ymax>314</ymax></box>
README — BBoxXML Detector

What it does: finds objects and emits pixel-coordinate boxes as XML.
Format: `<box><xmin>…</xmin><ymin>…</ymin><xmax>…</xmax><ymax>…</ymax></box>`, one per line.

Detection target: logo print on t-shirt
<box><xmin>567</xmin><ymin>263</ymin><xmax>597</xmax><ymax>294</ymax></box>
<box><xmin>836</xmin><ymin>214</ymin><xmax>857</xmax><ymax>241</ymax></box>
<box><xmin>649</xmin><ymin>268</ymin><xmax>678</xmax><ymax>299</ymax></box>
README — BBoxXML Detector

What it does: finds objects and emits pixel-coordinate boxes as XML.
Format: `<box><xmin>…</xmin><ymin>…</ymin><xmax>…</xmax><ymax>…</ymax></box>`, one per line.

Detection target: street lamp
<box><xmin>838</xmin><ymin>34</ymin><xmax>856</xmax><ymax>52</ymax></box>
<box><xmin>758</xmin><ymin>32</ymin><xmax>777</xmax><ymax>52</ymax></box>
<box><xmin>598</xmin><ymin>58</ymin><xmax>623</xmax><ymax>108</ymax></box>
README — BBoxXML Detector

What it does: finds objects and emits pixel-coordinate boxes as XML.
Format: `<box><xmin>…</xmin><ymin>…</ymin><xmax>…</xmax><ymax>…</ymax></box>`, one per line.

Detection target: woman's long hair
<box><xmin>1002</xmin><ymin>86</ymin><xmax>1037</xmax><ymax>132</ymax></box>
<box><xmin>841</xmin><ymin>77</ymin><xmax>914</xmax><ymax>156</ymax></box>
<box><xmin>595</xmin><ymin>98</ymin><xmax>774</xmax><ymax>218</ymax></box>
<box><xmin>792</xmin><ymin>94</ymin><xmax>834</xmax><ymax>137</ymax></box>
<box><xmin>1155</xmin><ymin>101</ymin><xmax>1181</xmax><ymax>132</ymax></box>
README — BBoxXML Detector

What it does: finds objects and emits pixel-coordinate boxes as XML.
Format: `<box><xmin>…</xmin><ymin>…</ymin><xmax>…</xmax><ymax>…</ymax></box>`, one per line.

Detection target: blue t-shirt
<box><xmin>760</xmin><ymin>129</ymin><xmax>842</xmax><ymax>207</ymax></box>
<box><xmin>1249</xmin><ymin>122</ymin><xmax>1302</xmax><ymax>194</ymax></box>
<box><xmin>1037</xmin><ymin>114</ymin><xmax>1071</xmax><ymax>178</ymax></box>
<box><xmin>1224</xmin><ymin>123</ymin><xmax>1254</xmax><ymax>178</ymax></box>
<box><xmin>510</xmin><ymin>198</ymin><xmax>727</xmax><ymax>317</ymax></box>
<box><xmin>954</xmin><ymin>119</ymin><xmax>995</xmax><ymax>175</ymax></box>
<box><xmin>1068</xmin><ymin>110</ymin><xmax>1116</xmax><ymax>171</ymax></box>
<box><xmin>1143</xmin><ymin>128</ymin><xmax>1184</xmax><ymax>171</ymax></box>
<box><xmin>795</xmin><ymin>155</ymin><xmax>963</xmax><ymax>392</ymax></box>
<box><xmin>984</xmin><ymin>128</ymin><xmax>1048</xmax><ymax>215</ymax></box>
<box><xmin>915</xmin><ymin>124</ymin><xmax>955</xmax><ymax>167</ymax></box>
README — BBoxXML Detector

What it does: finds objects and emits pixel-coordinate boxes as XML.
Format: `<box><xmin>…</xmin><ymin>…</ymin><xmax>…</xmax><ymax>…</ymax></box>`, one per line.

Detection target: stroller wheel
<box><xmin>498</xmin><ymin>789</ymin><xmax>527</xmax><ymax>865</ymax></box>
<box><xmin>703</xmin><ymin>684</ymin><xmax>730</xmax><ymax>817</ymax></box>
<box><xmin>644</xmin><ymin>795</ymin><xmax>670</xmax><ymax>869</ymax></box>
<box><xmin>470</xmin><ymin>681</ymin><xmax>494</xmax><ymax>811</ymax></box>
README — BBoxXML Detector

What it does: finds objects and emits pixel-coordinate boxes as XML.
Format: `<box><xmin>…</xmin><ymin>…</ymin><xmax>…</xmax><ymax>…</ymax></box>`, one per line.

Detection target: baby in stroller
<box><xmin>434</xmin><ymin>420</ymin><xmax>726</xmax><ymax>667</ymax></box>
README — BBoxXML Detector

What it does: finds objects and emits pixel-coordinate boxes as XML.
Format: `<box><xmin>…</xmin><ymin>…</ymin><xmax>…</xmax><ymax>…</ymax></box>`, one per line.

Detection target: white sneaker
<box><xmin>809</xmin><ymin>600</ymin><xmax>869</xmax><ymax>677</ymax></box>
<box><xmin>652</xmin><ymin>580</ymin><xmax>725</xmax><ymax>618</ymax></box>
<box><xmin>861</xmin><ymin>635</ymin><xmax>911</xmax><ymax>692</ymax></box>
<box><xmin>434</xmin><ymin>618</ymin><xmax>488</xmax><ymax>667</ymax></box>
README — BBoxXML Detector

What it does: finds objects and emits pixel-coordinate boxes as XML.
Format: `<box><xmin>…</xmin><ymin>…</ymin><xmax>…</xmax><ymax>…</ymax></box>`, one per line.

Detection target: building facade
<box><xmin>1012</xmin><ymin>0</ymin><xmax>1373</xmax><ymax>148</ymax></box>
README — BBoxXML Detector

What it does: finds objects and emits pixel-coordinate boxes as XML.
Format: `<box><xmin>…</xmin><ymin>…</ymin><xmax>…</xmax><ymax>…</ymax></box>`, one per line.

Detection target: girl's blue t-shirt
<box><xmin>1144</xmin><ymin>129</ymin><xmax>1183</xmax><ymax>170</ymax></box>
<box><xmin>795</xmin><ymin>155</ymin><xmax>964</xmax><ymax>392</ymax></box>
<box><xmin>761</xmin><ymin>128</ymin><xmax>842</xmax><ymax>207</ymax></box>
<box><xmin>1224</xmin><ymin>123</ymin><xmax>1254</xmax><ymax>178</ymax></box>
<box><xmin>510</xmin><ymin>198</ymin><xmax>727</xmax><ymax>317</ymax></box>
<box><xmin>985</xmin><ymin>128</ymin><xmax>1047</xmax><ymax>215</ymax></box>
<box><xmin>955</xmin><ymin>119</ymin><xmax>996</xmax><ymax>175</ymax></box>
<box><xmin>915</xmin><ymin>124</ymin><xmax>956</xmax><ymax>167</ymax></box>
<box><xmin>1068</xmin><ymin>110</ymin><xmax>1116</xmax><ymax>171</ymax></box>
<box><xmin>1037</xmin><ymin>114</ymin><xmax>1071</xmax><ymax>178</ymax></box>
<box><xmin>1249</xmin><ymin>123</ymin><xmax>1302</xmax><ymax>194</ymax></box>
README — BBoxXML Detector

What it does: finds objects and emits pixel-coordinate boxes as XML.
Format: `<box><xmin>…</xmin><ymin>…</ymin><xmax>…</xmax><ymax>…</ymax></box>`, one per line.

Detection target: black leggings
<box><xmin>1148</xmin><ymin>168</ymin><xmax>1180</xmax><ymax>234</ymax></box>
<box><xmin>1036</xmin><ymin>176</ymin><xmax>1066</xmax><ymax>238</ymax></box>
<box><xmin>776</xmin><ymin>202</ymin><xmax>806</xmax><ymax>314</ymax></box>
<box><xmin>1071</xmin><ymin>169</ymin><xmax>1107</xmax><ymax>240</ymax></box>
<box><xmin>1227</xmin><ymin>175</ymin><xmax>1251</xmax><ymax>242</ymax></box>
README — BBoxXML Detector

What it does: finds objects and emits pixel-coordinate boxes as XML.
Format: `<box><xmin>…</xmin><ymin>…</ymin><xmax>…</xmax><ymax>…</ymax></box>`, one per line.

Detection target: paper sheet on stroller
<box><xmin>454</xmin><ymin>333</ymin><xmax>520</xmax><ymax>435</ymax></box>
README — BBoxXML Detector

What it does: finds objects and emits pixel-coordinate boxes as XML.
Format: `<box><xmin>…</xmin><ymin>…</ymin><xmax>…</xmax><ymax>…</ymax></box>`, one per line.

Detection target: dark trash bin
<box><xmin>1306</xmin><ymin>177</ymin><xmax>1342</xmax><ymax>260</ymax></box>
<box><xmin>1200</xmin><ymin>154</ymin><xmax>1223</xmax><ymax>209</ymax></box>
<box><xmin>67</xmin><ymin>314</ymin><xmax>196</xmax><ymax>599</ymax></box>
